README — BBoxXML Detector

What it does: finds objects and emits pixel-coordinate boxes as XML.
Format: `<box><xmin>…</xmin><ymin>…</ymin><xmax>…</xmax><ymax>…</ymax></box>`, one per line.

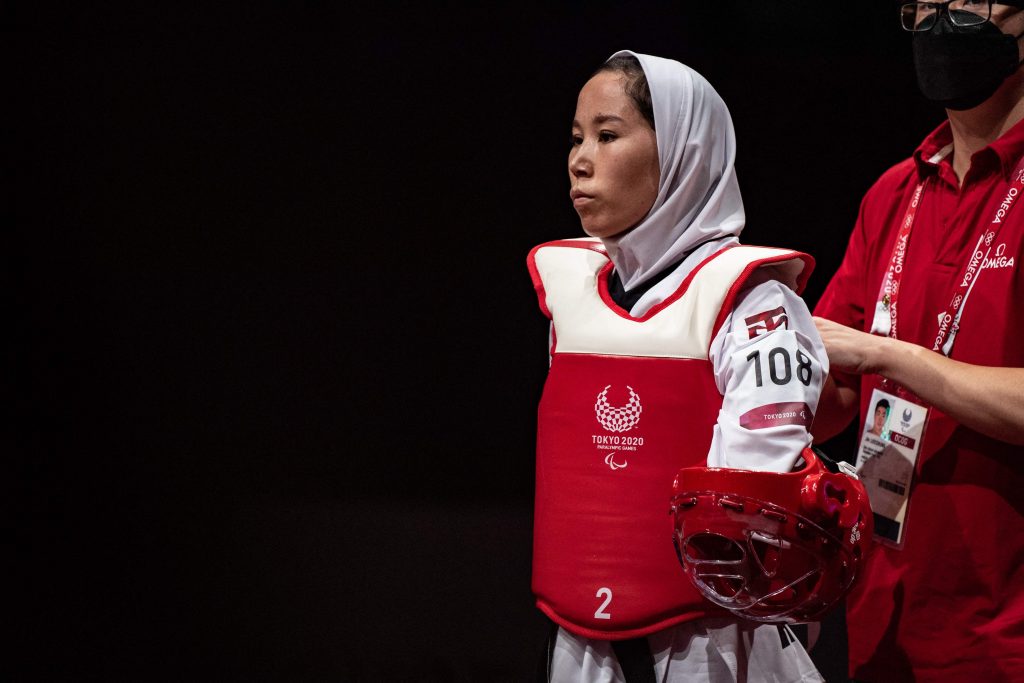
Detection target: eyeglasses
<box><xmin>901</xmin><ymin>0</ymin><xmax>1024</xmax><ymax>31</ymax></box>
<box><xmin>901</xmin><ymin>1</ymin><xmax>993</xmax><ymax>31</ymax></box>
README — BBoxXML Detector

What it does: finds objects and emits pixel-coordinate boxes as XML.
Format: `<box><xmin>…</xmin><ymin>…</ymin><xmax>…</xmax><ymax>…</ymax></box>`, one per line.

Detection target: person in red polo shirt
<box><xmin>812</xmin><ymin>2</ymin><xmax>1024</xmax><ymax>681</ymax></box>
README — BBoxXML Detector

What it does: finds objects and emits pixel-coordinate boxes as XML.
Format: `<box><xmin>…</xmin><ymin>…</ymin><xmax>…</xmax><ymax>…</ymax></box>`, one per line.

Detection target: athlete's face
<box><xmin>569</xmin><ymin>71</ymin><xmax>660</xmax><ymax>239</ymax></box>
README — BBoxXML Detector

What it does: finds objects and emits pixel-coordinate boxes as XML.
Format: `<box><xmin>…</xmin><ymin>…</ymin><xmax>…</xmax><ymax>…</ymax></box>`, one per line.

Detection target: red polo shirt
<box><xmin>816</xmin><ymin>119</ymin><xmax>1024</xmax><ymax>682</ymax></box>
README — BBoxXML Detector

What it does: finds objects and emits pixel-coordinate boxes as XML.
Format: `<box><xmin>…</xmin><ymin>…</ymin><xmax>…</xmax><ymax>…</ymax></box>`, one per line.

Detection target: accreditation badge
<box><xmin>855</xmin><ymin>387</ymin><xmax>927</xmax><ymax>547</ymax></box>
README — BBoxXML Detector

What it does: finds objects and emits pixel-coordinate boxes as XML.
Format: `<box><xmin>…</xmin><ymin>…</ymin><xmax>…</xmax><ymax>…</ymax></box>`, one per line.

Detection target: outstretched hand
<box><xmin>814</xmin><ymin>316</ymin><xmax>1024</xmax><ymax>444</ymax></box>
<box><xmin>812</xmin><ymin>317</ymin><xmax>887</xmax><ymax>376</ymax></box>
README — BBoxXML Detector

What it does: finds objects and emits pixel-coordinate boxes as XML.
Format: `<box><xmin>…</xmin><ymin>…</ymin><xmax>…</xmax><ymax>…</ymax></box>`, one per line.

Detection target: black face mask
<box><xmin>913</xmin><ymin>12</ymin><xmax>1024</xmax><ymax>111</ymax></box>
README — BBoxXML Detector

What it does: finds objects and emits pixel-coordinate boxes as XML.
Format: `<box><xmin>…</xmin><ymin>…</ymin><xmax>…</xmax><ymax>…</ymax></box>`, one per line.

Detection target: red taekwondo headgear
<box><xmin>670</xmin><ymin>448</ymin><xmax>873</xmax><ymax>623</ymax></box>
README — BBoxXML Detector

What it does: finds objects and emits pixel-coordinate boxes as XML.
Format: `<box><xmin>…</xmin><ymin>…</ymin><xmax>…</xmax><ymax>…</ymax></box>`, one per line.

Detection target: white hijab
<box><xmin>602</xmin><ymin>50</ymin><xmax>745</xmax><ymax>291</ymax></box>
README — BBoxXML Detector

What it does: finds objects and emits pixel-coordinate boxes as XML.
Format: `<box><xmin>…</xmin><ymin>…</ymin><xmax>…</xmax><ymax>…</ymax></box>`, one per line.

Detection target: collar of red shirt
<box><xmin>913</xmin><ymin>116</ymin><xmax>1024</xmax><ymax>182</ymax></box>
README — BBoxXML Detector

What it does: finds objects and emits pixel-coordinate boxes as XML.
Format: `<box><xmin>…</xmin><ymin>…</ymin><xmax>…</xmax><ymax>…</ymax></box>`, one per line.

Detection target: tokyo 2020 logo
<box><xmin>594</xmin><ymin>385</ymin><xmax>642</xmax><ymax>433</ymax></box>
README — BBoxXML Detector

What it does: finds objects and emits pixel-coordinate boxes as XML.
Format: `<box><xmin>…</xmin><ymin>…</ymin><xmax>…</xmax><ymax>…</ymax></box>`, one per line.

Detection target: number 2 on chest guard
<box><xmin>594</xmin><ymin>587</ymin><xmax>613</xmax><ymax>619</ymax></box>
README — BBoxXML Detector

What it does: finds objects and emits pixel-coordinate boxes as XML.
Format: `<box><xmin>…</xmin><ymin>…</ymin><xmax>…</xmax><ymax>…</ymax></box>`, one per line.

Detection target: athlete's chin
<box><xmin>580</xmin><ymin>216</ymin><xmax>629</xmax><ymax>240</ymax></box>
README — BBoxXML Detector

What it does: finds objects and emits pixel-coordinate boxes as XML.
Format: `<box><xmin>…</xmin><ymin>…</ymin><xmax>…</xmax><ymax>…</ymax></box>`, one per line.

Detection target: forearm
<box><xmin>869</xmin><ymin>336</ymin><xmax>1024</xmax><ymax>445</ymax></box>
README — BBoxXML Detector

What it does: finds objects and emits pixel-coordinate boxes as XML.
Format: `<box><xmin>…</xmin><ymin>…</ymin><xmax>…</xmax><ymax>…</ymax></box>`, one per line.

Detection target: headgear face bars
<box><xmin>671</xmin><ymin>448</ymin><xmax>873</xmax><ymax>623</ymax></box>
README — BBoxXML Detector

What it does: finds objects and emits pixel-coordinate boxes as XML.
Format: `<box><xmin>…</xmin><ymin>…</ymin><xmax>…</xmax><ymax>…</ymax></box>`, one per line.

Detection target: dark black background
<box><xmin>13</xmin><ymin>2</ymin><xmax>942</xmax><ymax>681</ymax></box>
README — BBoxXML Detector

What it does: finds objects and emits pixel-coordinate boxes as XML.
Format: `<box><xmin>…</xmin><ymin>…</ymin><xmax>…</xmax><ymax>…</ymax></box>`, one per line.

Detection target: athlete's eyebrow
<box><xmin>572</xmin><ymin>113</ymin><xmax>627</xmax><ymax>128</ymax></box>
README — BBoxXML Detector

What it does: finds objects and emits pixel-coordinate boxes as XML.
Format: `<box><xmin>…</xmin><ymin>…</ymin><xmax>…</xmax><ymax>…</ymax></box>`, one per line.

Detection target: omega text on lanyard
<box><xmin>874</xmin><ymin>146</ymin><xmax>1024</xmax><ymax>357</ymax></box>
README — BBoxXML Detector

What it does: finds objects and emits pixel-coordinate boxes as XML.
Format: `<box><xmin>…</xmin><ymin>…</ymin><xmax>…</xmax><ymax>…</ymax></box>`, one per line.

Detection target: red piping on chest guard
<box><xmin>594</xmin><ymin>246</ymin><xmax>735</xmax><ymax>322</ymax></box>
<box><xmin>711</xmin><ymin>251</ymin><xmax>815</xmax><ymax>342</ymax></box>
<box><xmin>527</xmin><ymin>239</ymin><xmax>608</xmax><ymax>320</ymax></box>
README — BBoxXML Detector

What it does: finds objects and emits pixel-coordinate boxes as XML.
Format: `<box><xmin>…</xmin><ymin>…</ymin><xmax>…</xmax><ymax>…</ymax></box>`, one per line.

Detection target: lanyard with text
<box><xmin>871</xmin><ymin>146</ymin><xmax>1024</xmax><ymax>357</ymax></box>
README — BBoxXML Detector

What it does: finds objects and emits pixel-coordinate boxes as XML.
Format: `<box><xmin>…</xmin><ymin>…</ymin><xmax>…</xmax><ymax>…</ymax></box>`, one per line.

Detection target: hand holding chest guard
<box><xmin>670</xmin><ymin>448</ymin><xmax>872</xmax><ymax>623</ymax></box>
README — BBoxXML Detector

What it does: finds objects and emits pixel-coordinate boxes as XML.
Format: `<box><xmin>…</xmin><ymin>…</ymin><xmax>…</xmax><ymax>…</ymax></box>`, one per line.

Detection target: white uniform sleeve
<box><xmin>706</xmin><ymin>279</ymin><xmax>829</xmax><ymax>473</ymax></box>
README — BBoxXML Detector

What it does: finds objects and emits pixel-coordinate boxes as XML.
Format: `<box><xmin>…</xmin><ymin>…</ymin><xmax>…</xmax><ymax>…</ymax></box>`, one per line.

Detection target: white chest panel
<box><xmin>533</xmin><ymin>242</ymin><xmax>801</xmax><ymax>360</ymax></box>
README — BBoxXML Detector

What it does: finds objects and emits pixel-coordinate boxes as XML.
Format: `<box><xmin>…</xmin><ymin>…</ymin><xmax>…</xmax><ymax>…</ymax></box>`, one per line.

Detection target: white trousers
<box><xmin>550</xmin><ymin>619</ymin><xmax>822</xmax><ymax>683</ymax></box>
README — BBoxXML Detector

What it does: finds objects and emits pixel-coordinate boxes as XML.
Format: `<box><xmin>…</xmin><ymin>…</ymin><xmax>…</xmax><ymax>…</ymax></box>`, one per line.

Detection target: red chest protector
<box><xmin>527</xmin><ymin>238</ymin><xmax>813</xmax><ymax>640</ymax></box>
